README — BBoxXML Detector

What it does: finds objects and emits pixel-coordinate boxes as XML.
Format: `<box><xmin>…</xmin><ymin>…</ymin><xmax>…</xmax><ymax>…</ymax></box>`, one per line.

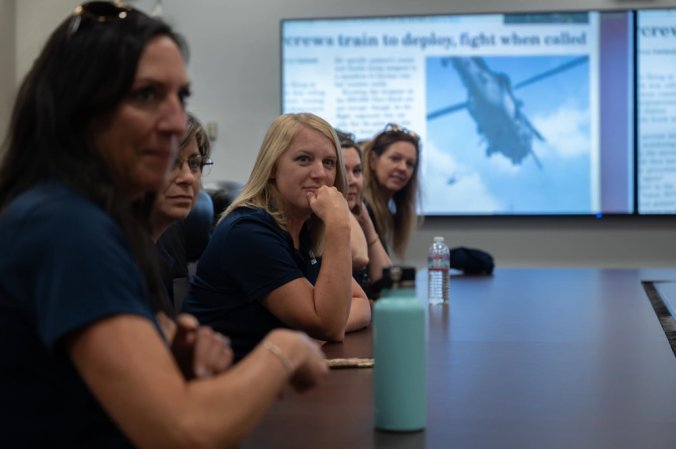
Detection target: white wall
<box><xmin>6</xmin><ymin>0</ymin><xmax>676</xmax><ymax>269</ymax></box>
<box><xmin>0</xmin><ymin>0</ymin><xmax>15</xmax><ymax>148</ymax></box>
<box><xmin>14</xmin><ymin>0</ymin><xmax>80</xmax><ymax>87</ymax></box>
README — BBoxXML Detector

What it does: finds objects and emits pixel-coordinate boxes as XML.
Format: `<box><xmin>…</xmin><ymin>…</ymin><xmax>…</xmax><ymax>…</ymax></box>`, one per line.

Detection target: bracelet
<box><xmin>263</xmin><ymin>341</ymin><xmax>293</xmax><ymax>374</ymax></box>
<box><xmin>367</xmin><ymin>237</ymin><xmax>379</xmax><ymax>247</ymax></box>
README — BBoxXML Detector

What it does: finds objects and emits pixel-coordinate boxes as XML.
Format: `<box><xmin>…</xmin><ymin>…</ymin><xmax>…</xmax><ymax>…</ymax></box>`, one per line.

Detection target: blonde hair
<box><xmin>362</xmin><ymin>126</ymin><xmax>421</xmax><ymax>259</ymax></box>
<box><xmin>223</xmin><ymin>113</ymin><xmax>347</xmax><ymax>255</ymax></box>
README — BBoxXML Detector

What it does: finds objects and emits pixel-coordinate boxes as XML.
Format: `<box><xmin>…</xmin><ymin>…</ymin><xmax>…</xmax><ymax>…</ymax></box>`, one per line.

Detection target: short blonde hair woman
<box><xmin>184</xmin><ymin>113</ymin><xmax>371</xmax><ymax>360</ymax></box>
<box><xmin>224</xmin><ymin>113</ymin><xmax>347</xmax><ymax>255</ymax></box>
<box><xmin>362</xmin><ymin>123</ymin><xmax>421</xmax><ymax>259</ymax></box>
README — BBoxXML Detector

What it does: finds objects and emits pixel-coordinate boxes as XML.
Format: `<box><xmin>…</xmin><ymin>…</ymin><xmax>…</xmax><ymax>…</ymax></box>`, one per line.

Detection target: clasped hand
<box><xmin>306</xmin><ymin>185</ymin><xmax>349</xmax><ymax>225</ymax></box>
<box><xmin>171</xmin><ymin>314</ymin><xmax>233</xmax><ymax>380</ymax></box>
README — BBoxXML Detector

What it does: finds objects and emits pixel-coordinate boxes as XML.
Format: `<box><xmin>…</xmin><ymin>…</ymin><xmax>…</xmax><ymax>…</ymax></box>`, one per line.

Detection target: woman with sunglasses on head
<box><xmin>0</xmin><ymin>3</ymin><xmax>326</xmax><ymax>449</ymax></box>
<box><xmin>182</xmin><ymin>113</ymin><xmax>372</xmax><ymax>361</ymax></box>
<box><xmin>362</xmin><ymin>123</ymin><xmax>422</xmax><ymax>260</ymax></box>
<box><xmin>336</xmin><ymin>130</ymin><xmax>392</xmax><ymax>298</ymax></box>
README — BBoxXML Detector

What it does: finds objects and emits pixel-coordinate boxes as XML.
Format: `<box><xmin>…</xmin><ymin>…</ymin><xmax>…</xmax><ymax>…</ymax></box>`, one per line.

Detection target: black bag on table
<box><xmin>449</xmin><ymin>247</ymin><xmax>494</xmax><ymax>275</ymax></box>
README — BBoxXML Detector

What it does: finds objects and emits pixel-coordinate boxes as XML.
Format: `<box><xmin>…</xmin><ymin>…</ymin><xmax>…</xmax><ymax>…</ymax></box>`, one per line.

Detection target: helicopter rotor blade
<box><xmin>513</xmin><ymin>55</ymin><xmax>587</xmax><ymax>90</ymax></box>
<box><xmin>427</xmin><ymin>55</ymin><xmax>588</xmax><ymax>121</ymax></box>
<box><xmin>427</xmin><ymin>101</ymin><xmax>468</xmax><ymax>120</ymax></box>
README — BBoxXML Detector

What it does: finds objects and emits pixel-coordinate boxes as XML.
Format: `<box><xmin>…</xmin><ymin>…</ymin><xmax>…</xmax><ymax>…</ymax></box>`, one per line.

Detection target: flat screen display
<box><xmin>282</xmin><ymin>11</ymin><xmax>636</xmax><ymax>216</ymax></box>
<box><xmin>637</xmin><ymin>9</ymin><xmax>676</xmax><ymax>214</ymax></box>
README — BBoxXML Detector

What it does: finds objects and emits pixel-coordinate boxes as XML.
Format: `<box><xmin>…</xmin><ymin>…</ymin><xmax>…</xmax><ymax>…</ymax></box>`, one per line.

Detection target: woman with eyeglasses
<box><xmin>336</xmin><ymin>130</ymin><xmax>392</xmax><ymax>298</ymax></box>
<box><xmin>362</xmin><ymin>124</ymin><xmax>422</xmax><ymax>260</ymax></box>
<box><xmin>0</xmin><ymin>3</ymin><xmax>326</xmax><ymax>448</ymax></box>
<box><xmin>182</xmin><ymin>113</ymin><xmax>372</xmax><ymax>361</ymax></box>
<box><xmin>151</xmin><ymin>113</ymin><xmax>213</xmax><ymax>243</ymax></box>
<box><xmin>151</xmin><ymin>112</ymin><xmax>214</xmax><ymax>308</ymax></box>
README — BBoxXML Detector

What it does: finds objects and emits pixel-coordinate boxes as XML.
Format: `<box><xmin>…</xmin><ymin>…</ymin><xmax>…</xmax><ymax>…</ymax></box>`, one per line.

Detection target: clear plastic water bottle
<box><xmin>373</xmin><ymin>266</ymin><xmax>426</xmax><ymax>432</ymax></box>
<box><xmin>427</xmin><ymin>236</ymin><xmax>450</xmax><ymax>305</ymax></box>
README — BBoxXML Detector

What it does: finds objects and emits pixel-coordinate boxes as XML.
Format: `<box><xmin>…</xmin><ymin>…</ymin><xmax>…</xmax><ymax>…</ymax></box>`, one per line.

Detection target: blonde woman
<box><xmin>183</xmin><ymin>113</ymin><xmax>371</xmax><ymax>360</ymax></box>
<box><xmin>362</xmin><ymin>123</ymin><xmax>421</xmax><ymax>259</ymax></box>
<box><xmin>337</xmin><ymin>130</ymin><xmax>392</xmax><ymax>298</ymax></box>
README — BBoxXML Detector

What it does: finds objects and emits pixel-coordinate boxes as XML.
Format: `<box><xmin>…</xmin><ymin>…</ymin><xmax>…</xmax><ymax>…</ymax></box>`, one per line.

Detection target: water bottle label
<box><xmin>427</xmin><ymin>255</ymin><xmax>450</xmax><ymax>269</ymax></box>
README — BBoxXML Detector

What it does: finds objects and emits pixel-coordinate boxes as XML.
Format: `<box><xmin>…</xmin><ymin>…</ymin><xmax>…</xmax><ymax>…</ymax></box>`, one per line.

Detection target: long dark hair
<box><xmin>362</xmin><ymin>126</ymin><xmax>421</xmax><ymax>259</ymax></box>
<box><xmin>0</xmin><ymin>3</ymin><xmax>188</xmax><ymax>313</ymax></box>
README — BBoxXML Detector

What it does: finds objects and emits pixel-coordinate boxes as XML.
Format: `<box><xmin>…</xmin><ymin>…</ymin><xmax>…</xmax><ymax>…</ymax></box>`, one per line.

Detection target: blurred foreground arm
<box><xmin>68</xmin><ymin>319</ymin><xmax>327</xmax><ymax>449</ymax></box>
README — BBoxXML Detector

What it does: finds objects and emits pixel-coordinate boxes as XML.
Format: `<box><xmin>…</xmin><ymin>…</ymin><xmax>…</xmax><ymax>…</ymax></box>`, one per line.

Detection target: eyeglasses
<box><xmin>173</xmin><ymin>155</ymin><xmax>214</xmax><ymax>176</ymax></box>
<box><xmin>382</xmin><ymin>123</ymin><xmax>420</xmax><ymax>142</ymax></box>
<box><xmin>68</xmin><ymin>1</ymin><xmax>134</xmax><ymax>38</ymax></box>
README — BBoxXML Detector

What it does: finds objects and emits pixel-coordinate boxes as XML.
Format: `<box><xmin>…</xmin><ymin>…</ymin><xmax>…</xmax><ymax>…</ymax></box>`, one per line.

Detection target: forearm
<box><xmin>366</xmin><ymin>238</ymin><xmax>391</xmax><ymax>282</ymax></box>
<box><xmin>311</xmin><ymin>220</ymin><xmax>353</xmax><ymax>340</ymax></box>
<box><xmin>349</xmin><ymin>213</ymin><xmax>369</xmax><ymax>269</ymax></box>
<box><xmin>179</xmin><ymin>331</ymin><xmax>306</xmax><ymax>448</ymax></box>
<box><xmin>169</xmin><ymin>351</ymin><xmax>286</xmax><ymax>449</ymax></box>
<box><xmin>358</xmin><ymin>215</ymin><xmax>391</xmax><ymax>282</ymax></box>
<box><xmin>345</xmin><ymin>281</ymin><xmax>371</xmax><ymax>332</ymax></box>
<box><xmin>70</xmin><ymin>319</ymin><xmax>306</xmax><ymax>449</ymax></box>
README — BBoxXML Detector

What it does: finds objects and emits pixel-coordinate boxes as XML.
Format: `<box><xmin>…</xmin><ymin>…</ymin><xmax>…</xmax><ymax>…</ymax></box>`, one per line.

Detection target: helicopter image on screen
<box><xmin>427</xmin><ymin>55</ymin><xmax>588</xmax><ymax>170</ymax></box>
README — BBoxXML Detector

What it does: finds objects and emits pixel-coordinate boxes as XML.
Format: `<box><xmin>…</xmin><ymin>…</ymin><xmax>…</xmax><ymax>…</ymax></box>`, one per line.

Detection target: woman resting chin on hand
<box><xmin>182</xmin><ymin>113</ymin><xmax>372</xmax><ymax>361</ymax></box>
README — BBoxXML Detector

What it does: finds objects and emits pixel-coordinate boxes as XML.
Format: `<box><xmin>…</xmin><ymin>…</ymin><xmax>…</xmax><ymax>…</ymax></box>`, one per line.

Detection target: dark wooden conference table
<box><xmin>241</xmin><ymin>268</ymin><xmax>676</xmax><ymax>449</ymax></box>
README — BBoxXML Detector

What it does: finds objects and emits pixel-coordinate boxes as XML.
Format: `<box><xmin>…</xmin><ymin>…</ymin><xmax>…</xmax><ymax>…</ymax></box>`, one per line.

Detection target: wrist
<box><xmin>325</xmin><ymin>219</ymin><xmax>351</xmax><ymax>239</ymax></box>
<box><xmin>263</xmin><ymin>340</ymin><xmax>293</xmax><ymax>374</ymax></box>
<box><xmin>264</xmin><ymin>329</ymin><xmax>309</xmax><ymax>374</ymax></box>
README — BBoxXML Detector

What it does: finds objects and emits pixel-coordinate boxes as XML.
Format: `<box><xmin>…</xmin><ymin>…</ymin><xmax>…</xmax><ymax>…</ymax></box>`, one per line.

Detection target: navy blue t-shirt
<box><xmin>0</xmin><ymin>182</ymin><xmax>158</xmax><ymax>448</ymax></box>
<box><xmin>182</xmin><ymin>207</ymin><xmax>320</xmax><ymax>360</ymax></box>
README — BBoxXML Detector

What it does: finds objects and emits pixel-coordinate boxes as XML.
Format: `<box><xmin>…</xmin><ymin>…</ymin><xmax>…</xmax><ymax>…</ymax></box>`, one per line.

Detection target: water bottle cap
<box><xmin>434</xmin><ymin>236</ymin><xmax>444</xmax><ymax>243</ymax></box>
<box><xmin>381</xmin><ymin>265</ymin><xmax>416</xmax><ymax>290</ymax></box>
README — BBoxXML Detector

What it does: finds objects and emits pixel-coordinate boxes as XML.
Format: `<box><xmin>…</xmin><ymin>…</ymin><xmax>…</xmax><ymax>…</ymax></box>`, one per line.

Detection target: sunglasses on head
<box><xmin>382</xmin><ymin>123</ymin><xmax>420</xmax><ymax>142</ymax></box>
<box><xmin>68</xmin><ymin>1</ymin><xmax>134</xmax><ymax>38</ymax></box>
<box><xmin>336</xmin><ymin>130</ymin><xmax>357</xmax><ymax>148</ymax></box>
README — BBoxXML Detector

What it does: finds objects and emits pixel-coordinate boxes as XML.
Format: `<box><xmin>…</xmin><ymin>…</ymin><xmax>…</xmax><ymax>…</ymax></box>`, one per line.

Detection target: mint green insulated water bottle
<box><xmin>373</xmin><ymin>266</ymin><xmax>426</xmax><ymax>432</ymax></box>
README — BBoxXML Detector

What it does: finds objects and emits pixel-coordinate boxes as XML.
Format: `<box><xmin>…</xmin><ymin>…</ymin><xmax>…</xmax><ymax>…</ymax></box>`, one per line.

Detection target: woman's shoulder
<box><xmin>219</xmin><ymin>206</ymin><xmax>279</xmax><ymax>231</ymax></box>
<box><xmin>5</xmin><ymin>182</ymin><xmax>109</xmax><ymax>225</ymax></box>
<box><xmin>1</xmin><ymin>182</ymin><xmax>120</xmax><ymax>247</ymax></box>
<box><xmin>211</xmin><ymin>206</ymin><xmax>288</xmax><ymax>245</ymax></box>
<box><xmin>227</xmin><ymin>206</ymin><xmax>273</xmax><ymax>221</ymax></box>
<box><xmin>205</xmin><ymin>206</ymin><xmax>293</xmax><ymax>262</ymax></box>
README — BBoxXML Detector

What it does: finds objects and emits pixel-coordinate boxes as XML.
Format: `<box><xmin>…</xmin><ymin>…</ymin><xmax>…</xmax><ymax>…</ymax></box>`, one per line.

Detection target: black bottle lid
<box><xmin>381</xmin><ymin>265</ymin><xmax>416</xmax><ymax>290</ymax></box>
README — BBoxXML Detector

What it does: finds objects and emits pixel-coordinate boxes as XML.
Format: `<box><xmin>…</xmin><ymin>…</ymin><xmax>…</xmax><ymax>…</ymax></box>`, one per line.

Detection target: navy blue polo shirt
<box><xmin>0</xmin><ymin>182</ymin><xmax>157</xmax><ymax>448</ymax></box>
<box><xmin>182</xmin><ymin>207</ymin><xmax>321</xmax><ymax>361</ymax></box>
